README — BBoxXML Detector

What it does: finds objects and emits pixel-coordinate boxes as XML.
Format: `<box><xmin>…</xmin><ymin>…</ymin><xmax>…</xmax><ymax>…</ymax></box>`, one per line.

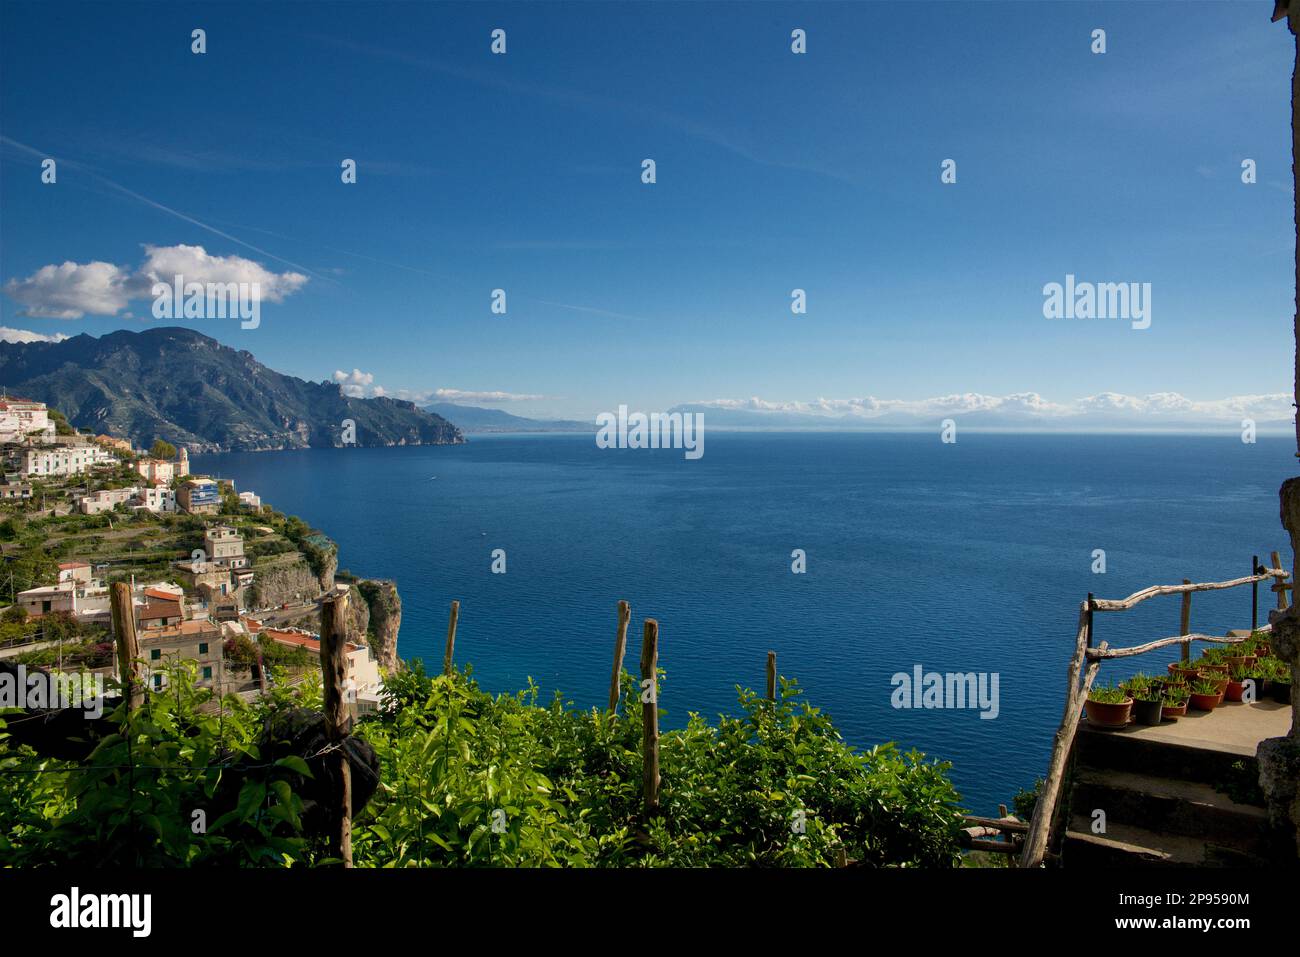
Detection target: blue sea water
<box><xmin>193</xmin><ymin>433</ymin><xmax>1296</xmax><ymax>813</ymax></box>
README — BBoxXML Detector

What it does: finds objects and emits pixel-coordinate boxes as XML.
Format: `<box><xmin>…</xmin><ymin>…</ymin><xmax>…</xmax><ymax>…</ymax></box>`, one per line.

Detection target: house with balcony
<box><xmin>177</xmin><ymin>478</ymin><xmax>220</xmax><ymax>514</ymax></box>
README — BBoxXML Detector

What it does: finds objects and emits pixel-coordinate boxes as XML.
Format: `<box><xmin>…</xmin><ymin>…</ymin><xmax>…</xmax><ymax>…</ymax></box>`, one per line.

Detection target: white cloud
<box><xmin>135</xmin><ymin>244</ymin><xmax>307</xmax><ymax>302</ymax></box>
<box><xmin>332</xmin><ymin>368</ymin><xmax>376</xmax><ymax>398</ymax></box>
<box><xmin>0</xmin><ymin>326</ymin><xmax>72</xmax><ymax>344</ymax></box>
<box><xmin>2</xmin><ymin>244</ymin><xmax>308</xmax><ymax>319</ymax></box>
<box><xmin>3</xmin><ymin>261</ymin><xmax>132</xmax><ymax>319</ymax></box>
<box><xmin>678</xmin><ymin>391</ymin><xmax>1294</xmax><ymax>429</ymax></box>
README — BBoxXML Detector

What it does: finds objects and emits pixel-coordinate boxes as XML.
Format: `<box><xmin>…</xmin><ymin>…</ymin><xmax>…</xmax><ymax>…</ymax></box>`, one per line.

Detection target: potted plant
<box><xmin>1246</xmin><ymin>661</ymin><xmax>1273</xmax><ymax>697</ymax></box>
<box><xmin>1131</xmin><ymin>687</ymin><xmax>1164</xmax><ymax>726</ymax></box>
<box><xmin>1271</xmin><ymin>665</ymin><xmax>1292</xmax><ymax>705</ymax></box>
<box><xmin>1161</xmin><ymin>685</ymin><xmax>1190</xmax><ymax>721</ymax></box>
<box><xmin>1085</xmin><ymin>683</ymin><xmax>1133</xmax><ymax>728</ymax></box>
<box><xmin>1197</xmin><ymin>670</ymin><xmax>1229</xmax><ymax>696</ymax></box>
<box><xmin>1196</xmin><ymin>652</ymin><xmax>1228</xmax><ymax>675</ymax></box>
<box><xmin>1120</xmin><ymin>673</ymin><xmax>1153</xmax><ymax>700</ymax></box>
<box><xmin>1189</xmin><ymin>678</ymin><xmax>1222</xmax><ymax>712</ymax></box>
<box><xmin>1225</xmin><ymin>664</ymin><xmax>1249</xmax><ymax>703</ymax></box>
<box><xmin>1168</xmin><ymin>661</ymin><xmax>1202</xmax><ymax>683</ymax></box>
<box><xmin>1225</xmin><ymin>648</ymin><xmax>1252</xmax><ymax>672</ymax></box>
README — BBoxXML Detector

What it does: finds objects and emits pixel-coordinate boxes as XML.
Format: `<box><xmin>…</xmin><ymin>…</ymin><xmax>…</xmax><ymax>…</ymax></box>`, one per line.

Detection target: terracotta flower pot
<box><xmin>1198</xmin><ymin>672</ymin><xmax>1229</xmax><ymax>695</ymax></box>
<box><xmin>1161</xmin><ymin>700</ymin><xmax>1188</xmax><ymax>720</ymax></box>
<box><xmin>1189</xmin><ymin>691</ymin><xmax>1219</xmax><ymax>712</ymax></box>
<box><xmin>1170</xmin><ymin>665</ymin><xmax>1201</xmax><ymax>683</ymax></box>
<box><xmin>1085</xmin><ymin>697</ymin><xmax>1133</xmax><ymax>729</ymax></box>
<box><xmin>1224</xmin><ymin>680</ymin><xmax>1246</xmax><ymax>702</ymax></box>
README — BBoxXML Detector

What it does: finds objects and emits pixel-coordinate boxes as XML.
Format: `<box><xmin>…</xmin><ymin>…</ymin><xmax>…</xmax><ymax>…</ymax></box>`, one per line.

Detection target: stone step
<box><xmin>1069</xmin><ymin>767</ymin><xmax>1269</xmax><ymax>847</ymax></box>
<box><xmin>1064</xmin><ymin>816</ymin><xmax>1270</xmax><ymax>868</ymax></box>
<box><xmin>1075</xmin><ymin>723</ymin><xmax>1257</xmax><ymax>783</ymax></box>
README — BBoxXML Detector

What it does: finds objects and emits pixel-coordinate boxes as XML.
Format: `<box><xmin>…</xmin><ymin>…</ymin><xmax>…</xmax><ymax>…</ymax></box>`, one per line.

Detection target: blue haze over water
<box><xmin>195</xmin><ymin>433</ymin><xmax>1295</xmax><ymax>813</ymax></box>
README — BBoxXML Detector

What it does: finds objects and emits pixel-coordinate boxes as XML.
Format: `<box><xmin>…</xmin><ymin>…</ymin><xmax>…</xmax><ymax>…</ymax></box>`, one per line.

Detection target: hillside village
<box><xmin>0</xmin><ymin>396</ymin><xmax>392</xmax><ymax>715</ymax></box>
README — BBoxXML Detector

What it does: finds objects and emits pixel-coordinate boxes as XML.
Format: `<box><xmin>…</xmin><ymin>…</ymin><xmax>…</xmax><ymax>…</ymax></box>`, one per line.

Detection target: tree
<box><xmin>150</xmin><ymin>439</ymin><xmax>177</xmax><ymax>460</ymax></box>
<box><xmin>48</xmin><ymin>409</ymin><xmax>75</xmax><ymax>437</ymax></box>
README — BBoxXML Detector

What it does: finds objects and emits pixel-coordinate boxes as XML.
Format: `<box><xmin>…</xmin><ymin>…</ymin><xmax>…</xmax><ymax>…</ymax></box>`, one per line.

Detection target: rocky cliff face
<box><xmin>356</xmin><ymin>579</ymin><xmax>402</xmax><ymax>673</ymax></box>
<box><xmin>248</xmin><ymin>560</ymin><xmax>323</xmax><ymax>609</ymax></box>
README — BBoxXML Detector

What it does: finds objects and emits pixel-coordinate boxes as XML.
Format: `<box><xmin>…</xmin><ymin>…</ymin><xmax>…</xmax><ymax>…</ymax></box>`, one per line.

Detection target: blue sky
<box><xmin>0</xmin><ymin>1</ymin><xmax>1294</xmax><ymax>426</ymax></box>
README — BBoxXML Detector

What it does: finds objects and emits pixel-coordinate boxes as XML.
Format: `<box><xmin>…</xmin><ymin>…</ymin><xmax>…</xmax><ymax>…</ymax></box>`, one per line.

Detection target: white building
<box><xmin>136</xmin><ymin>458</ymin><xmax>175</xmax><ymax>484</ymax></box>
<box><xmin>0</xmin><ymin>399</ymin><xmax>55</xmax><ymax>444</ymax></box>
<box><xmin>203</xmin><ymin>525</ymin><xmax>248</xmax><ymax>569</ymax></box>
<box><xmin>133</xmin><ymin>486</ymin><xmax>177</xmax><ymax>514</ymax></box>
<box><xmin>238</xmin><ymin>491</ymin><xmax>261</xmax><ymax>510</ymax></box>
<box><xmin>78</xmin><ymin>486</ymin><xmax>140</xmax><ymax>515</ymax></box>
<box><xmin>21</xmin><ymin>444</ymin><xmax>114</xmax><ymax>477</ymax></box>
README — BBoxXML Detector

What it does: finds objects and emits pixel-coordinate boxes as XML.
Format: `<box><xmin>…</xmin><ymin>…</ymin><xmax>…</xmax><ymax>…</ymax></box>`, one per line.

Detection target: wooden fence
<box><xmin>1017</xmin><ymin>553</ymin><xmax>1290</xmax><ymax>868</ymax></box>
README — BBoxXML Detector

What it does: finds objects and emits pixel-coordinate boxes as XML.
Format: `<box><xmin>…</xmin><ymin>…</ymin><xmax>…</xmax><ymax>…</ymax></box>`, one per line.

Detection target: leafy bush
<box><xmin>0</xmin><ymin>662</ymin><xmax>313</xmax><ymax>866</ymax></box>
<box><xmin>357</xmin><ymin>666</ymin><xmax>963</xmax><ymax>868</ymax></box>
<box><xmin>0</xmin><ymin>660</ymin><xmax>963</xmax><ymax>868</ymax></box>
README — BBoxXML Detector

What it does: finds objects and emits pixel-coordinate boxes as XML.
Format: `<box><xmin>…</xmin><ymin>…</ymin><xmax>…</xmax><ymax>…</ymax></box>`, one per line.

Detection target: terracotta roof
<box><xmin>140</xmin><ymin>601</ymin><xmax>182</xmax><ymax>620</ymax></box>
<box><xmin>263</xmin><ymin>629</ymin><xmax>360</xmax><ymax>654</ymax></box>
<box><xmin>149</xmin><ymin>619</ymin><xmax>222</xmax><ymax>640</ymax></box>
<box><xmin>58</xmin><ymin>561</ymin><xmax>91</xmax><ymax>570</ymax></box>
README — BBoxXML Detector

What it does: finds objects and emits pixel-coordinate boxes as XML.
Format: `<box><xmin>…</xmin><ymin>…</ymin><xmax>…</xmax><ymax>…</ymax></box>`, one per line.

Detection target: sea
<box><xmin>193</xmin><ymin>432</ymin><xmax>1296</xmax><ymax>813</ymax></box>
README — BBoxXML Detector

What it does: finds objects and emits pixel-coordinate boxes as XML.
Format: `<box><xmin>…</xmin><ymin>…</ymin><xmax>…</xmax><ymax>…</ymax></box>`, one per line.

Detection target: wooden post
<box><xmin>1019</xmin><ymin>605</ymin><xmax>1094</xmax><ymax>868</ymax></box>
<box><xmin>110</xmin><ymin>582</ymin><xmax>142</xmax><ymax>711</ymax></box>
<box><xmin>1085</xmin><ymin>593</ymin><xmax>1094</xmax><ymax>648</ymax></box>
<box><xmin>766</xmin><ymin>651</ymin><xmax>777</xmax><ymax>701</ymax></box>
<box><xmin>608</xmin><ymin>600</ymin><xmax>630</xmax><ymax>713</ymax></box>
<box><xmin>640</xmin><ymin>618</ymin><xmax>660</xmax><ymax>818</ymax></box>
<box><xmin>1252</xmin><ymin>555</ymin><xmax>1259</xmax><ymax>630</ymax></box>
<box><xmin>442</xmin><ymin>600</ymin><xmax>459</xmax><ymax>676</ymax></box>
<box><xmin>320</xmin><ymin>592</ymin><xmax>353</xmax><ymax>867</ymax></box>
<box><xmin>1180</xmin><ymin>579</ymin><xmax>1192</xmax><ymax>663</ymax></box>
<box><xmin>1272</xmin><ymin>551</ymin><xmax>1289</xmax><ymax>609</ymax></box>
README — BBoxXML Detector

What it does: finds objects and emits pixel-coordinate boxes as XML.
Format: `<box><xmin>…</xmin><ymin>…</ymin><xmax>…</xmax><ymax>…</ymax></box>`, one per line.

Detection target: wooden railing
<box><xmin>1018</xmin><ymin>553</ymin><xmax>1290</xmax><ymax>868</ymax></box>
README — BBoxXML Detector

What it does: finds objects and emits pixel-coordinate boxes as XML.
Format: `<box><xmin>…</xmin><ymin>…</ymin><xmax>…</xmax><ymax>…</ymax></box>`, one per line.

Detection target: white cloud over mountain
<box><xmin>0</xmin><ymin>325</ymin><xmax>72</xmax><ymax>344</ymax></box>
<box><xmin>673</xmin><ymin>391</ymin><xmax>1294</xmax><ymax>430</ymax></box>
<box><xmin>3</xmin><ymin>244</ymin><xmax>308</xmax><ymax>319</ymax></box>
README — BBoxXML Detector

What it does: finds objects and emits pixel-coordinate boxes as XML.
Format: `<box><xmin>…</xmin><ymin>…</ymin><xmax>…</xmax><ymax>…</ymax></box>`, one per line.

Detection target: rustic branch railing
<box><xmin>1018</xmin><ymin>562</ymin><xmax>1289</xmax><ymax>869</ymax></box>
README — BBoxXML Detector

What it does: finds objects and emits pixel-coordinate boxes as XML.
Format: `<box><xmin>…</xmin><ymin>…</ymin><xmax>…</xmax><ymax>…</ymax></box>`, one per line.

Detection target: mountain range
<box><xmin>0</xmin><ymin>327</ymin><xmax>464</xmax><ymax>451</ymax></box>
<box><xmin>421</xmin><ymin>402</ymin><xmax>593</xmax><ymax>433</ymax></box>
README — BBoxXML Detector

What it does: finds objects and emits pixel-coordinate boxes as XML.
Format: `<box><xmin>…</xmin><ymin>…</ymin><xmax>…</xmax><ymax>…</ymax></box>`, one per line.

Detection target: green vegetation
<box><xmin>1012</xmin><ymin>778</ymin><xmax>1042</xmax><ymax>821</ymax></box>
<box><xmin>0</xmin><ymin>662</ymin><xmax>965</xmax><ymax>868</ymax></box>
<box><xmin>224</xmin><ymin>633</ymin><xmax>313</xmax><ymax>669</ymax></box>
<box><xmin>149</xmin><ymin>439</ymin><xmax>177</xmax><ymax>460</ymax></box>
<box><xmin>1087</xmin><ymin>683</ymin><xmax>1128</xmax><ymax>704</ymax></box>
<box><xmin>47</xmin><ymin>409</ymin><xmax>75</xmax><ymax>437</ymax></box>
